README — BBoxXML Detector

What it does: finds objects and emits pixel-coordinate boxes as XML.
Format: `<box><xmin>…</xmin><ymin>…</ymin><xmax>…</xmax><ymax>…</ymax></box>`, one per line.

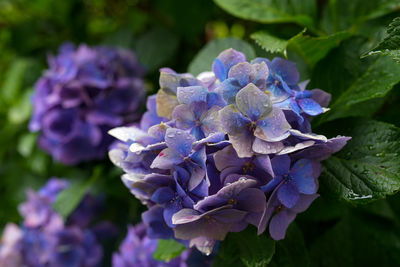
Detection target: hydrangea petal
<box><xmin>212</xmin><ymin>49</ymin><xmax>246</xmax><ymax>81</ymax></box>
<box><xmin>291</xmin><ymin>159</ymin><xmax>317</xmax><ymax>194</ymax></box>
<box><xmin>235</xmin><ymin>83</ymin><xmax>272</xmax><ymax>121</ymax></box>
<box><xmin>297</xmin><ymin>98</ymin><xmax>324</xmax><ymax>116</ymax></box>
<box><xmin>277</xmin><ymin>183</ymin><xmax>300</xmax><ymax>209</ymax></box>
<box><xmin>255</xmin><ymin>107</ymin><xmax>291</xmax><ymax>142</ymax></box>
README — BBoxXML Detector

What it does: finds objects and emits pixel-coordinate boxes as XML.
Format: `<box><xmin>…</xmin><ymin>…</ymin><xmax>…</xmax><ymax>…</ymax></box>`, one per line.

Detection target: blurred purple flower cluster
<box><xmin>108</xmin><ymin>49</ymin><xmax>350</xmax><ymax>254</ymax></box>
<box><xmin>113</xmin><ymin>223</ymin><xmax>190</xmax><ymax>267</ymax></box>
<box><xmin>30</xmin><ymin>43</ymin><xmax>146</xmax><ymax>165</ymax></box>
<box><xmin>0</xmin><ymin>178</ymin><xmax>108</xmax><ymax>266</ymax></box>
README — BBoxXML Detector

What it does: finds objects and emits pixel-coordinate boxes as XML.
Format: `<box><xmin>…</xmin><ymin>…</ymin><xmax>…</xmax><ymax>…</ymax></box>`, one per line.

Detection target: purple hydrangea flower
<box><xmin>0</xmin><ymin>178</ymin><xmax>109</xmax><ymax>266</ymax></box>
<box><xmin>112</xmin><ymin>223</ymin><xmax>190</xmax><ymax>267</ymax></box>
<box><xmin>108</xmin><ymin>48</ymin><xmax>350</xmax><ymax>255</ymax></box>
<box><xmin>30</xmin><ymin>43</ymin><xmax>146</xmax><ymax>165</ymax></box>
<box><xmin>219</xmin><ymin>83</ymin><xmax>291</xmax><ymax>157</ymax></box>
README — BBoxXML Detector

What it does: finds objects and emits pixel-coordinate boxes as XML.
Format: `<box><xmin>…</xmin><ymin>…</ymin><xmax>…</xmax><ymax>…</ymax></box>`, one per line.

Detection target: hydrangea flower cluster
<box><xmin>113</xmin><ymin>223</ymin><xmax>190</xmax><ymax>267</ymax></box>
<box><xmin>109</xmin><ymin>49</ymin><xmax>350</xmax><ymax>254</ymax></box>
<box><xmin>30</xmin><ymin>43</ymin><xmax>146</xmax><ymax>165</ymax></box>
<box><xmin>0</xmin><ymin>178</ymin><xmax>108</xmax><ymax>266</ymax></box>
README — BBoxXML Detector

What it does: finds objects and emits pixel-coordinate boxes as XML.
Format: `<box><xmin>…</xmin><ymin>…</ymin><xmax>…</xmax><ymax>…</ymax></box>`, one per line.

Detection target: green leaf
<box><xmin>250</xmin><ymin>31</ymin><xmax>288</xmax><ymax>55</ymax></box>
<box><xmin>188</xmin><ymin>37</ymin><xmax>255</xmax><ymax>76</ymax></box>
<box><xmin>53</xmin><ymin>166</ymin><xmax>102</xmax><ymax>219</ymax></box>
<box><xmin>214</xmin><ymin>0</ymin><xmax>316</xmax><ymax>29</ymax></box>
<box><xmin>269</xmin><ymin>224</ymin><xmax>310</xmax><ymax>267</ymax></box>
<box><xmin>319</xmin><ymin>118</ymin><xmax>400</xmax><ymax>204</ymax></box>
<box><xmin>153</xmin><ymin>239</ymin><xmax>186</xmax><ymax>262</ymax></box>
<box><xmin>321</xmin><ymin>0</ymin><xmax>400</xmax><ymax>34</ymax></box>
<box><xmin>212</xmin><ymin>226</ymin><xmax>275</xmax><ymax>267</ymax></box>
<box><xmin>7</xmin><ymin>88</ymin><xmax>33</xmax><ymax>124</ymax></box>
<box><xmin>362</xmin><ymin>17</ymin><xmax>400</xmax><ymax>62</ymax></box>
<box><xmin>320</xmin><ymin>55</ymin><xmax>400</xmax><ymax>122</ymax></box>
<box><xmin>251</xmin><ymin>30</ymin><xmax>350</xmax><ymax>68</ymax></box>
<box><xmin>310</xmin><ymin>213</ymin><xmax>400</xmax><ymax>267</ymax></box>
<box><xmin>136</xmin><ymin>28</ymin><xmax>179</xmax><ymax>72</ymax></box>
<box><xmin>17</xmin><ymin>132</ymin><xmax>37</xmax><ymax>157</ymax></box>
<box><xmin>287</xmin><ymin>31</ymin><xmax>351</xmax><ymax>68</ymax></box>
<box><xmin>0</xmin><ymin>59</ymin><xmax>30</xmax><ymax>105</ymax></box>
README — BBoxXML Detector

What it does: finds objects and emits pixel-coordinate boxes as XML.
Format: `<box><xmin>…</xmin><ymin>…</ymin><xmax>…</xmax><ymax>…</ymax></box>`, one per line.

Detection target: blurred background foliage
<box><xmin>1</xmin><ymin>0</ymin><xmax>400</xmax><ymax>266</ymax></box>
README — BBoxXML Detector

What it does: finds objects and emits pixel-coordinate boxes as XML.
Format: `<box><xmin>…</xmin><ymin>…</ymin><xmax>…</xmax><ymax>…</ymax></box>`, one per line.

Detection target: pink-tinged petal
<box><xmin>172</xmin><ymin>209</ymin><xmax>202</xmax><ymax>225</ymax></box>
<box><xmin>269</xmin><ymin>210</ymin><xmax>297</xmax><ymax>240</ymax></box>
<box><xmin>235</xmin><ymin>83</ymin><xmax>272</xmax><ymax>121</ymax></box>
<box><xmin>255</xmin><ymin>107</ymin><xmax>291</xmax><ymax>142</ymax></box>
<box><xmin>291</xmin><ymin>159</ymin><xmax>317</xmax><ymax>195</ymax></box>
<box><xmin>252</xmin><ymin>138</ymin><xmax>284</xmax><ymax>154</ymax></box>
<box><xmin>150</xmin><ymin>148</ymin><xmax>183</xmax><ymax>169</ymax></box>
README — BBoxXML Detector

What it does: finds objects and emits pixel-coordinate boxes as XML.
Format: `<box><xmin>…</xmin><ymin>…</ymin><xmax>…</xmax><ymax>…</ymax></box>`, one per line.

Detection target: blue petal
<box><xmin>270</xmin><ymin>58</ymin><xmax>299</xmax><ymax>85</ymax></box>
<box><xmin>271</xmin><ymin>154</ymin><xmax>291</xmax><ymax>176</ymax></box>
<box><xmin>150</xmin><ymin>148</ymin><xmax>183</xmax><ymax>169</ymax></box>
<box><xmin>261</xmin><ymin>176</ymin><xmax>283</xmax><ymax>193</ymax></box>
<box><xmin>291</xmin><ymin>159</ymin><xmax>317</xmax><ymax>194</ymax></box>
<box><xmin>151</xmin><ymin>187</ymin><xmax>175</xmax><ymax>204</ymax></box>
<box><xmin>212</xmin><ymin>49</ymin><xmax>246</xmax><ymax>81</ymax></box>
<box><xmin>215</xmin><ymin>78</ymin><xmax>242</xmax><ymax>105</ymax></box>
<box><xmin>298</xmin><ymin>98</ymin><xmax>324</xmax><ymax>116</ymax></box>
<box><xmin>255</xmin><ymin>107</ymin><xmax>291</xmax><ymax>142</ymax></box>
<box><xmin>177</xmin><ymin>86</ymin><xmax>208</xmax><ymax>104</ymax></box>
<box><xmin>277</xmin><ymin>183</ymin><xmax>300</xmax><ymax>208</ymax></box>
<box><xmin>165</xmin><ymin>128</ymin><xmax>195</xmax><ymax>157</ymax></box>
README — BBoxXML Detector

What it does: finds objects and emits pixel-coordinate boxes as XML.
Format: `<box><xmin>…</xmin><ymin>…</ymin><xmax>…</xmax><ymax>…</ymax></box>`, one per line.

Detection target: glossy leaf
<box><xmin>362</xmin><ymin>17</ymin><xmax>400</xmax><ymax>63</ymax></box>
<box><xmin>153</xmin><ymin>239</ymin><xmax>186</xmax><ymax>262</ymax></box>
<box><xmin>53</xmin><ymin>166</ymin><xmax>102</xmax><ymax>219</ymax></box>
<box><xmin>320</xmin><ymin>55</ymin><xmax>400</xmax><ymax>122</ymax></box>
<box><xmin>319</xmin><ymin>118</ymin><xmax>400</xmax><ymax>204</ymax></box>
<box><xmin>250</xmin><ymin>31</ymin><xmax>288</xmax><ymax>55</ymax></box>
<box><xmin>214</xmin><ymin>0</ymin><xmax>316</xmax><ymax>28</ymax></box>
<box><xmin>212</xmin><ymin>226</ymin><xmax>275</xmax><ymax>267</ymax></box>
